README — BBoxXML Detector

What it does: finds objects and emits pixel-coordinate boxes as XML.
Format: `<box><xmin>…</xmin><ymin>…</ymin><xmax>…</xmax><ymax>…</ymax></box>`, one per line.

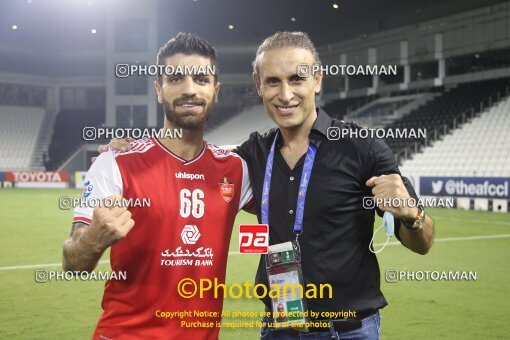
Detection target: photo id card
<box><xmin>265</xmin><ymin>241</ymin><xmax>308</xmax><ymax>332</ymax></box>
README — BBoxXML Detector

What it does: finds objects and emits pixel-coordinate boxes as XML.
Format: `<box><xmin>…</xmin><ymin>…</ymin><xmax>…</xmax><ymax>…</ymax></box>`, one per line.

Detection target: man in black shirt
<box><xmin>234</xmin><ymin>31</ymin><xmax>434</xmax><ymax>339</ymax></box>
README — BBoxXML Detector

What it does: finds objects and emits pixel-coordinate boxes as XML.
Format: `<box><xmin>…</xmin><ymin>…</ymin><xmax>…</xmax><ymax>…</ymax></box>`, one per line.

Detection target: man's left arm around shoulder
<box><xmin>366</xmin><ymin>174</ymin><xmax>434</xmax><ymax>255</ymax></box>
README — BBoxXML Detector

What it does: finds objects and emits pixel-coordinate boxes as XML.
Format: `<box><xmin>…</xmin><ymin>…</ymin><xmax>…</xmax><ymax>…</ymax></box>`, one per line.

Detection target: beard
<box><xmin>162</xmin><ymin>96</ymin><xmax>214</xmax><ymax>130</ymax></box>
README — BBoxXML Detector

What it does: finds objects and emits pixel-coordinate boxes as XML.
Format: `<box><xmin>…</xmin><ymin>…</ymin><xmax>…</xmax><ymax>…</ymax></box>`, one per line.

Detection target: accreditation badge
<box><xmin>265</xmin><ymin>240</ymin><xmax>309</xmax><ymax>332</ymax></box>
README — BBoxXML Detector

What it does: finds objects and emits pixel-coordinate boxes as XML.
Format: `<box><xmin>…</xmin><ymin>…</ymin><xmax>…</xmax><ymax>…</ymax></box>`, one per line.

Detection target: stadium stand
<box><xmin>47</xmin><ymin>109</ymin><xmax>105</xmax><ymax>171</ymax></box>
<box><xmin>206</xmin><ymin>84</ymin><xmax>260</xmax><ymax>132</ymax></box>
<box><xmin>384</xmin><ymin>77</ymin><xmax>510</xmax><ymax>162</ymax></box>
<box><xmin>324</xmin><ymin>89</ymin><xmax>444</xmax><ymax>128</ymax></box>
<box><xmin>344</xmin><ymin>96</ymin><xmax>423</xmax><ymax>128</ymax></box>
<box><xmin>0</xmin><ymin>83</ymin><xmax>47</xmax><ymax>107</ymax></box>
<box><xmin>322</xmin><ymin>95</ymin><xmax>377</xmax><ymax>120</ymax></box>
<box><xmin>205</xmin><ymin>104</ymin><xmax>275</xmax><ymax>146</ymax></box>
<box><xmin>400</xmin><ymin>95</ymin><xmax>510</xmax><ymax>177</ymax></box>
<box><xmin>0</xmin><ymin>105</ymin><xmax>46</xmax><ymax>171</ymax></box>
<box><xmin>354</xmin><ymin>99</ymin><xmax>412</xmax><ymax>119</ymax></box>
<box><xmin>30</xmin><ymin>112</ymin><xmax>57</xmax><ymax>170</ymax></box>
<box><xmin>206</xmin><ymin>105</ymin><xmax>241</xmax><ymax>132</ymax></box>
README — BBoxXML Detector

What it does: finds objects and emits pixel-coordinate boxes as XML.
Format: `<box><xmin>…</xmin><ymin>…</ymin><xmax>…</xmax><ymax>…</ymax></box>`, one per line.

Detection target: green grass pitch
<box><xmin>0</xmin><ymin>189</ymin><xmax>509</xmax><ymax>339</ymax></box>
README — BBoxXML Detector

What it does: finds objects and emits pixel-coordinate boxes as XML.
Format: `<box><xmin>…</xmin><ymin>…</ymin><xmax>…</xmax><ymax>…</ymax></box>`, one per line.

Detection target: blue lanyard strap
<box><xmin>261</xmin><ymin>132</ymin><xmax>317</xmax><ymax>234</ymax></box>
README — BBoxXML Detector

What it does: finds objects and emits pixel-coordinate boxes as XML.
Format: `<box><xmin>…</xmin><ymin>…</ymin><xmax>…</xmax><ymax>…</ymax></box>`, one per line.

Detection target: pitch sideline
<box><xmin>1</xmin><ymin>233</ymin><xmax>509</xmax><ymax>271</ymax></box>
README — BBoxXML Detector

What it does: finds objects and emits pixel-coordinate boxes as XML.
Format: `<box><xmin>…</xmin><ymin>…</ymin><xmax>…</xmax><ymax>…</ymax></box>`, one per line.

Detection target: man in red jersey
<box><xmin>62</xmin><ymin>33</ymin><xmax>253</xmax><ymax>340</ymax></box>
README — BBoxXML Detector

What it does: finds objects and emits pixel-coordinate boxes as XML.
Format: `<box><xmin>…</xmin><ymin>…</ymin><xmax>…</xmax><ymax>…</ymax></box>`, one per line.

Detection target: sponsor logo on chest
<box><xmin>160</xmin><ymin>225</ymin><xmax>214</xmax><ymax>267</ymax></box>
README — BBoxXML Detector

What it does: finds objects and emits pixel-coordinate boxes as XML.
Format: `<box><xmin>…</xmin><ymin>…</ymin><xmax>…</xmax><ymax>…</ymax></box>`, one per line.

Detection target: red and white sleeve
<box><xmin>72</xmin><ymin>150</ymin><xmax>123</xmax><ymax>225</ymax></box>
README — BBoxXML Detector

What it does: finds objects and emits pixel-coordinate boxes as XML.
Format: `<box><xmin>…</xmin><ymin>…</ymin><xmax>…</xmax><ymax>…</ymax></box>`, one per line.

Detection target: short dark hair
<box><xmin>156</xmin><ymin>32</ymin><xmax>218</xmax><ymax>83</ymax></box>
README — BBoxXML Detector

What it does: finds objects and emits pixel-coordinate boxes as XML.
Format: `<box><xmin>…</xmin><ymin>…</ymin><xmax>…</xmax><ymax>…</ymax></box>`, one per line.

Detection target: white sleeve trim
<box><xmin>73</xmin><ymin>150</ymin><xmax>123</xmax><ymax>222</ymax></box>
<box><xmin>238</xmin><ymin>157</ymin><xmax>253</xmax><ymax>211</ymax></box>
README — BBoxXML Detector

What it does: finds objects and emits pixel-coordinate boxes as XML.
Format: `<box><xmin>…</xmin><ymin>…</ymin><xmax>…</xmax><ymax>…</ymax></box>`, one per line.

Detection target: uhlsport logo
<box><xmin>181</xmin><ymin>225</ymin><xmax>201</xmax><ymax>244</ymax></box>
<box><xmin>175</xmin><ymin>172</ymin><xmax>205</xmax><ymax>180</ymax></box>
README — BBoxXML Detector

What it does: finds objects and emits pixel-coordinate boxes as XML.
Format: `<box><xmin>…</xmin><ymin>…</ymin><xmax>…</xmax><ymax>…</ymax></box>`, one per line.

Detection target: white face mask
<box><xmin>369</xmin><ymin>212</ymin><xmax>394</xmax><ymax>254</ymax></box>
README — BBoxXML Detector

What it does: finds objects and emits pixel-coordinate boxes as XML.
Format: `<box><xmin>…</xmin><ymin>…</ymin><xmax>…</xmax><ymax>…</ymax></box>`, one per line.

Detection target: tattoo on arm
<box><xmin>63</xmin><ymin>222</ymin><xmax>100</xmax><ymax>272</ymax></box>
<box><xmin>69</xmin><ymin>222</ymin><xmax>86</xmax><ymax>238</ymax></box>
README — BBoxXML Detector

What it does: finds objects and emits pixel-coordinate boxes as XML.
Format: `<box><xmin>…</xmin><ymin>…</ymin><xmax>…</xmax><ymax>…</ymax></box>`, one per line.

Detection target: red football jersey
<box><xmin>73</xmin><ymin>137</ymin><xmax>253</xmax><ymax>339</ymax></box>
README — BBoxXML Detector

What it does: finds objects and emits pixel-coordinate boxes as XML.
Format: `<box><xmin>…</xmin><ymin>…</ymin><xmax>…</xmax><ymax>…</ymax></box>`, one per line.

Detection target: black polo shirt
<box><xmin>234</xmin><ymin>108</ymin><xmax>418</xmax><ymax>319</ymax></box>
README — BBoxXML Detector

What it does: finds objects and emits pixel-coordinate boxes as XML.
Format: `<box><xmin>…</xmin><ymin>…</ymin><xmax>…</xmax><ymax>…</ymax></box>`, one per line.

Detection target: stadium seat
<box><xmin>400</xmin><ymin>93</ymin><xmax>510</xmax><ymax>177</ymax></box>
<box><xmin>0</xmin><ymin>105</ymin><xmax>46</xmax><ymax>171</ymax></box>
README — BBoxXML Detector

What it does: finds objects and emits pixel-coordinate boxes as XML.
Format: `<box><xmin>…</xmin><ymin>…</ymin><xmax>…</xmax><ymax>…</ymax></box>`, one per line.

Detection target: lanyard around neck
<box><xmin>261</xmin><ymin>132</ymin><xmax>317</xmax><ymax>234</ymax></box>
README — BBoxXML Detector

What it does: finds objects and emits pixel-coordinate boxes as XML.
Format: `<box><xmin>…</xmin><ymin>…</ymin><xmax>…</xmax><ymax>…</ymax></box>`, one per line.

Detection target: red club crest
<box><xmin>219</xmin><ymin>177</ymin><xmax>234</xmax><ymax>203</ymax></box>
